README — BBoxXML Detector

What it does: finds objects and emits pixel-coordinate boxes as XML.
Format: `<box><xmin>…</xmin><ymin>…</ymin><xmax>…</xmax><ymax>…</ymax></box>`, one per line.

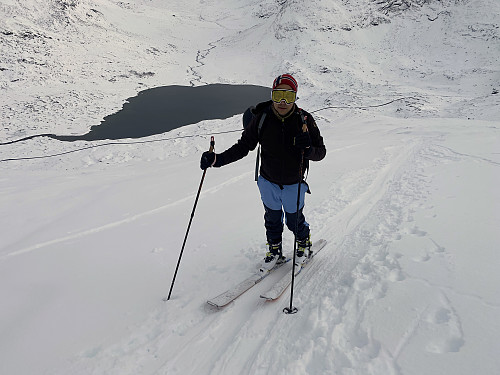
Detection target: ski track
<box><xmin>247</xmin><ymin>141</ymin><xmax>427</xmax><ymax>375</ymax></box>
<box><xmin>0</xmin><ymin>170</ymin><xmax>253</xmax><ymax>261</ymax></box>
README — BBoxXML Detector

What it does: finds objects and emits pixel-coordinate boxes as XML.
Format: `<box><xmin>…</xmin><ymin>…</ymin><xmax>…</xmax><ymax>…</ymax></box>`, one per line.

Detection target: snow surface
<box><xmin>1</xmin><ymin>0</ymin><xmax>499</xmax><ymax>374</ymax></box>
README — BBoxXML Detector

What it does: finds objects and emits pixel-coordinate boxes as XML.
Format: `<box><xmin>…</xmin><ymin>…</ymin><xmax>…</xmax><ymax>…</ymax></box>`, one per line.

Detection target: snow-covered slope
<box><xmin>1</xmin><ymin>0</ymin><xmax>499</xmax><ymax>374</ymax></box>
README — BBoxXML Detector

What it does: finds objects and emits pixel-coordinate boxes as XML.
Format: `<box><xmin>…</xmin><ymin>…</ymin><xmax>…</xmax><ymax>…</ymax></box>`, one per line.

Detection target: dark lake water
<box><xmin>1</xmin><ymin>84</ymin><xmax>271</xmax><ymax>146</ymax></box>
<box><xmin>53</xmin><ymin>84</ymin><xmax>271</xmax><ymax>141</ymax></box>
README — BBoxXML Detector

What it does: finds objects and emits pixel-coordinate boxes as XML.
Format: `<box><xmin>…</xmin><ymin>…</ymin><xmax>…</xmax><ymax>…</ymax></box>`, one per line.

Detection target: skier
<box><xmin>200</xmin><ymin>74</ymin><xmax>326</xmax><ymax>271</ymax></box>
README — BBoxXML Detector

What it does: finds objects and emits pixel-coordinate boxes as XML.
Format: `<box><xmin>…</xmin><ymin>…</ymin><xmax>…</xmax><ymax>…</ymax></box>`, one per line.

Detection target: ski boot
<box><xmin>295</xmin><ymin>234</ymin><xmax>312</xmax><ymax>268</ymax></box>
<box><xmin>259</xmin><ymin>241</ymin><xmax>283</xmax><ymax>273</ymax></box>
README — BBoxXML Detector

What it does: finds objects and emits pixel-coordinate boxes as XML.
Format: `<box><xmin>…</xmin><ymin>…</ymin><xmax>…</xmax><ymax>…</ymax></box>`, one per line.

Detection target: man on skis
<box><xmin>200</xmin><ymin>74</ymin><xmax>326</xmax><ymax>272</ymax></box>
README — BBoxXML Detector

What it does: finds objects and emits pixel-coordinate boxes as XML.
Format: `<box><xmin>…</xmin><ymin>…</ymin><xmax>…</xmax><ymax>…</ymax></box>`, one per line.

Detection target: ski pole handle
<box><xmin>209</xmin><ymin>136</ymin><xmax>215</xmax><ymax>153</ymax></box>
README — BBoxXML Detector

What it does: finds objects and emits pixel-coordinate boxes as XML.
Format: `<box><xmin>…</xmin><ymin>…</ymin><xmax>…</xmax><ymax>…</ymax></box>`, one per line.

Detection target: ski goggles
<box><xmin>271</xmin><ymin>89</ymin><xmax>297</xmax><ymax>104</ymax></box>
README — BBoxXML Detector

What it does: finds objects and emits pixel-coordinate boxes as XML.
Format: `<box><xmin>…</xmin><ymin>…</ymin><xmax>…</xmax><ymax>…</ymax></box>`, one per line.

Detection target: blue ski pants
<box><xmin>257</xmin><ymin>175</ymin><xmax>310</xmax><ymax>243</ymax></box>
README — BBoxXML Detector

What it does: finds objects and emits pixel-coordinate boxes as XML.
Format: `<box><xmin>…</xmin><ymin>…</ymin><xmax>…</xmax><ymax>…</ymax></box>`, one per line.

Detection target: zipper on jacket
<box><xmin>281</xmin><ymin>119</ymin><xmax>285</xmax><ymax>184</ymax></box>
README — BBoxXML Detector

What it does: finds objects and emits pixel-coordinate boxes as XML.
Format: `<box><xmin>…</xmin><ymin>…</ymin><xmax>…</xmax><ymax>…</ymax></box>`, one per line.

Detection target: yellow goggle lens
<box><xmin>271</xmin><ymin>89</ymin><xmax>296</xmax><ymax>104</ymax></box>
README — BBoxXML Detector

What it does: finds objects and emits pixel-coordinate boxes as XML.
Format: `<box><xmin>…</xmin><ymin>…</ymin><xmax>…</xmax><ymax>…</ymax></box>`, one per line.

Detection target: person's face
<box><xmin>272</xmin><ymin>83</ymin><xmax>295</xmax><ymax>116</ymax></box>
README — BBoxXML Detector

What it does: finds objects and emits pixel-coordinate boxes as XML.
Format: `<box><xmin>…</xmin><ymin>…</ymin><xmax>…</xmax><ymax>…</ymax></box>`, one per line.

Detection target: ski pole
<box><xmin>284</xmin><ymin>122</ymin><xmax>308</xmax><ymax>315</ymax></box>
<box><xmin>166</xmin><ymin>136</ymin><xmax>215</xmax><ymax>301</ymax></box>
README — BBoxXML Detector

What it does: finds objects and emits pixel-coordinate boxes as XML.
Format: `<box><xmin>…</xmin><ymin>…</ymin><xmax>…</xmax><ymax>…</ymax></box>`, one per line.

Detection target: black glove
<box><xmin>200</xmin><ymin>151</ymin><xmax>216</xmax><ymax>170</ymax></box>
<box><xmin>294</xmin><ymin>132</ymin><xmax>312</xmax><ymax>150</ymax></box>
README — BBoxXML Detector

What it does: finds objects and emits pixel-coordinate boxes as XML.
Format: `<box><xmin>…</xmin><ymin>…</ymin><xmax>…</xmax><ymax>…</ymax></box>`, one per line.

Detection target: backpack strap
<box><xmin>298</xmin><ymin>108</ymin><xmax>306</xmax><ymax>125</ymax></box>
<box><xmin>297</xmin><ymin>108</ymin><xmax>310</xmax><ymax>183</ymax></box>
<box><xmin>254</xmin><ymin>112</ymin><xmax>267</xmax><ymax>181</ymax></box>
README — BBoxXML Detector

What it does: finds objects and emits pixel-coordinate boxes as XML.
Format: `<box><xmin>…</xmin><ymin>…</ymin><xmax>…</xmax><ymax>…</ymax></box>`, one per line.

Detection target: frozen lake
<box><xmin>55</xmin><ymin>84</ymin><xmax>270</xmax><ymax>141</ymax></box>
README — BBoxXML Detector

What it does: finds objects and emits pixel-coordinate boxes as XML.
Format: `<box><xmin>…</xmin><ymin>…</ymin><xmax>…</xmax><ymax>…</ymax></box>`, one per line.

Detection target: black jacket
<box><xmin>215</xmin><ymin>101</ymin><xmax>326</xmax><ymax>185</ymax></box>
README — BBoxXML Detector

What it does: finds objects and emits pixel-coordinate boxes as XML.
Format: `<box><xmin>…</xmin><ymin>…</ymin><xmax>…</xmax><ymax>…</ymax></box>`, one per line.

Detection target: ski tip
<box><xmin>207</xmin><ymin>301</ymin><xmax>222</xmax><ymax>308</ymax></box>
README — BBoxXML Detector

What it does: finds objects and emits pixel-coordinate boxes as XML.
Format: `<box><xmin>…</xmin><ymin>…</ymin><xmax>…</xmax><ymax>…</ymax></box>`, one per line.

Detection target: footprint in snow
<box><xmin>424</xmin><ymin>301</ymin><xmax>465</xmax><ymax>353</ymax></box>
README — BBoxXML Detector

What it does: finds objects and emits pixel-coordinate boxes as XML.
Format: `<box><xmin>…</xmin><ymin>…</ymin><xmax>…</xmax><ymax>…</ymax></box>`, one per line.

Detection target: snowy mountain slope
<box><xmin>1</xmin><ymin>0</ymin><xmax>231</xmax><ymax>138</ymax></box>
<box><xmin>1</xmin><ymin>0</ymin><xmax>500</xmax><ymax>374</ymax></box>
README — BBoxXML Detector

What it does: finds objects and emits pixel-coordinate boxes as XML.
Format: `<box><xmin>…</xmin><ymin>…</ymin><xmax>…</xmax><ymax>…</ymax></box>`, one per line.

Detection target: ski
<box><xmin>260</xmin><ymin>239</ymin><xmax>327</xmax><ymax>301</ymax></box>
<box><xmin>207</xmin><ymin>257</ymin><xmax>290</xmax><ymax>308</ymax></box>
